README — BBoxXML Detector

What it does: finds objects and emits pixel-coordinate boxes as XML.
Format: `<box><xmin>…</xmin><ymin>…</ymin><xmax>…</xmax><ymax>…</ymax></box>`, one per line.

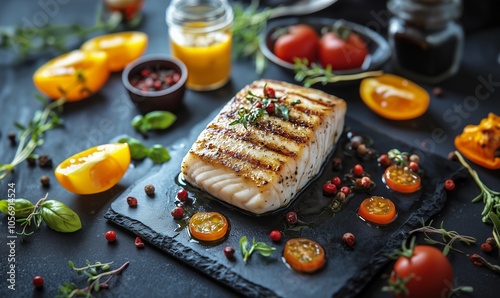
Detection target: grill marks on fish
<box><xmin>181</xmin><ymin>79</ymin><xmax>347</xmax><ymax>214</ymax></box>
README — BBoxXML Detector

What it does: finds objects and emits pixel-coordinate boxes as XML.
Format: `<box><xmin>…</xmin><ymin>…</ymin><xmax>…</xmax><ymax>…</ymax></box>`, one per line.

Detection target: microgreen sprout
<box><xmin>57</xmin><ymin>260</ymin><xmax>130</xmax><ymax>297</ymax></box>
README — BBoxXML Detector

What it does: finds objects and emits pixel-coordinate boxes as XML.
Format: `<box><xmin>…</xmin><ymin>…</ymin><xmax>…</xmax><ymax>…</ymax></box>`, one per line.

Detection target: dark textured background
<box><xmin>1</xmin><ymin>0</ymin><xmax>499</xmax><ymax>297</ymax></box>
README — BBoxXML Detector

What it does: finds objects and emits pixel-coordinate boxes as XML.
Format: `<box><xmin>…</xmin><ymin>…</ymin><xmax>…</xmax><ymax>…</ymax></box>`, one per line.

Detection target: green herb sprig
<box><xmin>0</xmin><ymin>97</ymin><xmax>65</xmax><ymax>181</ymax></box>
<box><xmin>239</xmin><ymin>236</ymin><xmax>275</xmax><ymax>263</ymax></box>
<box><xmin>454</xmin><ymin>150</ymin><xmax>500</xmax><ymax>248</ymax></box>
<box><xmin>118</xmin><ymin>136</ymin><xmax>170</xmax><ymax>164</ymax></box>
<box><xmin>0</xmin><ymin>193</ymin><xmax>82</xmax><ymax>236</ymax></box>
<box><xmin>409</xmin><ymin>219</ymin><xmax>476</xmax><ymax>255</ymax></box>
<box><xmin>293</xmin><ymin>59</ymin><xmax>383</xmax><ymax>87</ymax></box>
<box><xmin>232</xmin><ymin>1</ymin><xmax>274</xmax><ymax>74</ymax></box>
<box><xmin>229</xmin><ymin>85</ymin><xmax>300</xmax><ymax>129</ymax></box>
<box><xmin>0</xmin><ymin>7</ymin><xmax>123</xmax><ymax>61</ymax></box>
<box><xmin>57</xmin><ymin>260</ymin><xmax>130</xmax><ymax>297</ymax></box>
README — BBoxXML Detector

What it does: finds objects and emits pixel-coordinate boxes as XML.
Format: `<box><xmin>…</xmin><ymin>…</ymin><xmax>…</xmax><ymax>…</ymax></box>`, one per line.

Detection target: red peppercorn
<box><xmin>340</xmin><ymin>186</ymin><xmax>351</xmax><ymax>196</ymax></box>
<box><xmin>360</xmin><ymin>176</ymin><xmax>372</xmax><ymax>188</ymax></box>
<box><xmin>135</xmin><ymin>237</ymin><xmax>145</xmax><ymax>248</ymax></box>
<box><xmin>140</xmin><ymin>68</ymin><xmax>151</xmax><ymax>77</ymax></box>
<box><xmin>171</xmin><ymin>206</ymin><xmax>184</xmax><ymax>219</ymax></box>
<box><xmin>126</xmin><ymin>196</ymin><xmax>138</xmax><ymax>208</ymax></box>
<box><xmin>177</xmin><ymin>189</ymin><xmax>189</xmax><ymax>202</ymax></box>
<box><xmin>378</xmin><ymin>154</ymin><xmax>390</xmax><ymax>166</ymax></box>
<box><xmin>481</xmin><ymin>242</ymin><xmax>493</xmax><ymax>253</ymax></box>
<box><xmin>323</xmin><ymin>182</ymin><xmax>337</xmax><ymax>196</ymax></box>
<box><xmin>266</xmin><ymin>102</ymin><xmax>275</xmax><ymax>114</ymax></box>
<box><xmin>224</xmin><ymin>246</ymin><xmax>235</xmax><ymax>259</ymax></box>
<box><xmin>264</xmin><ymin>86</ymin><xmax>276</xmax><ymax>98</ymax></box>
<box><xmin>331</xmin><ymin>176</ymin><xmax>342</xmax><ymax>186</ymax></box>
<box><xmin>408</xmin><ymin>161</ymin><xmax>419</xmax><ymax>172</ymax></box>
<box><xmin>269</xmin><ymin>230</ymin><xmax>282</xmax><ymax>242</ymax></box>
<box><xmin>105</xmin><ymin>230</ymin><xmax>117</xmax><ymax>242</ymax></box>
<box><xmin>331</xmin><ymin>157</ymin><xmax>342</xmax><ymax>170</ymax></box>
<box><xmin>286</xmin><ymin>211</ymin><xmax>298</xmax><ymax>225</ymax></box>
<box><xmin>343</xmin><ymin>232</ymin><xmax>355</xmax><ymax>248</ymax></box>
<box><xmin>352</xmin><ymin>164</ymin><xmax>364</xmax><ymax>176</ymax></box>
<box><xmin>444</xmin><ymin>179</ymin><xmax>455</xmax><ymax>191</ymax></box>
<box><xmin>32</xmin><ymin>275</ymin><xmax>44</xmax><ymax>288</ymax></box>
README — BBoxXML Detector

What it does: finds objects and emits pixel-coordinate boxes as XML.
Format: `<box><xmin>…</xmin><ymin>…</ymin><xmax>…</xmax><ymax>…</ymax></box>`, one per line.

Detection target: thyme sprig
<box><xmin>454</xmin><ymin>150</ymin><xmax>500</xmax><ymax>248</ymax></box>
<box><xmin>293</xmin><ymin>59</ymin><xmax>383</xmax><ymax>87</ymax></box>
<box><xmin>0</xmin><ymin>8</ymin><xmax>122</xmax><ymax>61</ymax></box>
<box><xmin>229</xmin><ymin>85</ymin><xmax>300</xmax><ymax>129</ymax></box>
<box><xmin>58</xmin><ymin>260</ymin><xmax>130</xmax><ymax>297</ymax></box>
<box><xmin>232</xmin><ymin>0</ymin><xmax>274</xmax><ymax>74</ymax></box>
<box><xmin>409</xmin><ymin>219</ymin><xmax>476</xmax><ymax>255</ymax></box>
<box><xmin>0</xmin><ymin>96</ymin><xmax>65</xmax><ymax>180</ymax></box>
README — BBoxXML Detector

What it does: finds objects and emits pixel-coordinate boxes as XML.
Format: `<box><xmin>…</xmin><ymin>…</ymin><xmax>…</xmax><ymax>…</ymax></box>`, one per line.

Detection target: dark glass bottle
<box><xmin>388</xmin><ymin>0</ymin><xmax>464</xmax><ymax>84</ymax></box>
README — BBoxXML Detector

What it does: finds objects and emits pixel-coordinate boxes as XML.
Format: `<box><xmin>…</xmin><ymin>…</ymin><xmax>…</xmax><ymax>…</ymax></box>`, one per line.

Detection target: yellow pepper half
<box><xmin>33</xmin><ymin>50</ymin><xmax>110</xmax><ymax>102</ymax></box>
<box><xmin>81</xmin><ymin>31</ymin><xmax>148</xmax><ymax>72</ymax></box>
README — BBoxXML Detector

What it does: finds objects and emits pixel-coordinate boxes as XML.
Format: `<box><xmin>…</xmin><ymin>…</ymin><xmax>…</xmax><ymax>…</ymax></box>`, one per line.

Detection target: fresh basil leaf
<box><xmin>239</xmin><ymin>236</ymin><xmax>248</xmax><ymax>256</ymax></box>
<box><xmin>148</xmin><ymin>145</ymin><xmax>170</xmax><ymax>164</ymax></box>
<box><xmin>254</xmin><ymin>242</ymin><xmax>276</xmax><ymax>256</ymax></box>
<box><xmin>0</xmin><ymin>198</ymin><xmax>34</xmax><ymax>218</ymax></box>
<box><xmin>40</xmin><ymin>200</ymin><xmax>82</xmax><ymax>233</ymax></box>
<box><xmin>131</xmin><ymin>115</ymin><xmax>148</xmax><ymax>132</ymax></box>
<box><xmin>0</xmin><ymin>200</ymin><xmax>8</xmax><ymax>215</ymax></box>
<box><xmin>143</xmin><ymin>111</ymin><xmax>177</xmax><ymax>130</ymax></box>
<box><xmin>118</xmin><ymin>137</ymin><xmax>149</xmax><ymax>160</ymax></box>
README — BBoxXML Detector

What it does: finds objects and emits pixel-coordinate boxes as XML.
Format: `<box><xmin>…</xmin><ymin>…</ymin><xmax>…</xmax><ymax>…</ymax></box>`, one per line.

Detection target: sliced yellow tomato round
<box><xmin>189</xmin><ymin>212</ymin><xmax>228</xmax><ymax>242</ymax></box>
<box><xmin>54</xmin><ymin>143</ymin><xmax>131</xmax><ymax>194</ymax></box>
<box><xmin>283</xmin><ymin>238</ymin><xmax>325</xmax><ymax>273</ymax></box>
<box><xmin>358</xmin><ymin>196</ymin><xmax>397</xmax><ymax>225</ymax></box>
<box><xmin>360</xmin><ymin>74</ymin><xmax>430</xmax><ymax>120</ymax></box>
<box><xmin>383</xmin><ymin>165</ymin><xmax>421</xmax><ymax>193</ymax></box>
<box><xmin>33</xmin><ymin>50</ymin><xmax>109</xmax><ymax>102</ymax></box>
<box><xmin>81</xmin><ymin>31</ymin><xmax>148</xmax><ymax>72</ymax></box>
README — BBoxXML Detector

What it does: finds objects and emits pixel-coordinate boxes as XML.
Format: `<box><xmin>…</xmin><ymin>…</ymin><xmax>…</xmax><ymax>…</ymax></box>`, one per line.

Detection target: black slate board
<box><xmin>105</xmin><ymin>114</ymin><xmax>465</xmax><ymax>298</ymax></box>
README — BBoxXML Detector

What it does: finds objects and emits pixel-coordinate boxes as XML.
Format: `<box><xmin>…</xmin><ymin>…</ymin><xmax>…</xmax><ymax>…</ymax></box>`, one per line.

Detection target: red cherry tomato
<box><xmin>319</xmin><ymin>31</ymin><xmax>368</xmax><ymax>70</ymax></box>
<box><xmin>391</xmin><ymin>245</ymin><xmax>453</xmax><ymax>298</ymax></box>
<box><xmin>273</xmin><ymin>24</ymin><xmax>320</xmax><ymax>64</ymax></box>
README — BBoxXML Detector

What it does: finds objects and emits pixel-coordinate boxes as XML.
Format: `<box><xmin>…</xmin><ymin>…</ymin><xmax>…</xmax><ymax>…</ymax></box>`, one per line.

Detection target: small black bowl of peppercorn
<box><xmin>122</xmin><ymin>55</ymin><xmax>188</xmax><ymax>114</ymax></box>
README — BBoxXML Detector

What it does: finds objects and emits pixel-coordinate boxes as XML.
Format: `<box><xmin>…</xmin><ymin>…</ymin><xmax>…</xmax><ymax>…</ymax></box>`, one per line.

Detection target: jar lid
<box><xmin>166</xmin><ymin>0</ymin><xmax>233</xmax><ymax>32</ymax></box>
<box><xmin>388</xmin><ymin>0</ymin><xmax>462</xmax><ymax>27</ymax></box>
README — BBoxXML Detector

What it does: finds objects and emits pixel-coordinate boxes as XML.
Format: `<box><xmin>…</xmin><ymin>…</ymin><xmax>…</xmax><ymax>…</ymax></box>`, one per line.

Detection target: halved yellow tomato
<box><xmin>33</xmin><ymin>50</ymin><xmax>109</xmax><ymax>102</ymax></box>
<box><xmin>81</xmin><ymin>31</ymin><xmax>148</xmax><ymax>72</ymax></box>
<box><xmin>283</xmin><ymin>238</ymin><xmax>325</xmax><ymax>273</ymax></box>
<box><xmin>54</xmin><ymin>143</ymin><xmax>131</xmax><ymax>194</ymax></box>
<box><xmin>383</xmin><ymin>165</ymin><xmax>421</xmax><ymax>193</ymax></box>
<box><xmin>360</xmin><ymin>74</ymin><xmax>430</xmax><ymax>120</ymax></box>
<box><xmin>358</xmin><ymin>196</ymin><xmax>397</xmax><ymax>225</ymax></box>
<box><xmin>189</xmin><ymin>212</ymin><xmax>228</xmax><ymax>242</ymax></box>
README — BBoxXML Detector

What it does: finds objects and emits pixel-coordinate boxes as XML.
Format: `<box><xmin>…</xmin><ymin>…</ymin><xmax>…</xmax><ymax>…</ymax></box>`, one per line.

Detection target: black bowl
<box><xmin>122</xmin><ymin>55</ymin><xmax>188</xmax><ymax>114</ymax></box>
<box><xmin>260</xmin><ymin>17</ymin><xmax>391</xmax><ymax>76</ymax></box>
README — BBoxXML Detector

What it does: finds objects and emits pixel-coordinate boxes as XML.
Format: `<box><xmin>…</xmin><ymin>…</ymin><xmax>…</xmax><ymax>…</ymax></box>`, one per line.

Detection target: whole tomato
<box><xmin>319</xmin><ymin>30</ymin><xmax>368</xmax><ymax>70</ymax></box>
<box><xmin>389</xmin><ymin>245</ymin><xmax>453</xmax><ymax>298</ymax></box>
<box><xmin>273</xmin><ymin>24</ymin><xmax>319</xmax><ymax>64</ymax></box>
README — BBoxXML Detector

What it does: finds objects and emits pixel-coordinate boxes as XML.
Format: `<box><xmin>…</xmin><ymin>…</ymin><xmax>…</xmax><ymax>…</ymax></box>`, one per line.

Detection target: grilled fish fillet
<box><xmin>181</xmin><ymin>79</ymin><xmax>347</xmax><ymax>215</ymax></box>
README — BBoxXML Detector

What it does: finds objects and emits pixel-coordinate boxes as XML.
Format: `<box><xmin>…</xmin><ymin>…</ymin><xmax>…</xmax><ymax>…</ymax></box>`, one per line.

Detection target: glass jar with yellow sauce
<box><xmin>166</xmin><ymin>0</ymin><xmax>233</xmax><ymax>91</ymax></box>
